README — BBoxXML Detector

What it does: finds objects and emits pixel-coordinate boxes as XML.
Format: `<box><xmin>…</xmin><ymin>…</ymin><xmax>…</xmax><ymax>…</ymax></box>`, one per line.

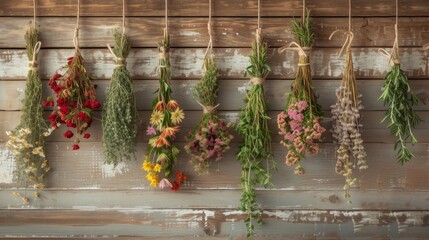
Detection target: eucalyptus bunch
<box><xmin>236</xmin><ymin>32</ymin><xmax>276</xmax><ymax>237</ymax></box>
<box><xmin>277</xmin><ymin>8</ymin><xmax>325</xmax><ymax>175</ymax></box>
<box><xmin>102</xmin><ymin>30</ymin><xmax>138</xmax><ymax>166</ymax></box>
<box><xmin>379</xmin><ymin>62</ymin><xmax>421</xmax><ymax>164</ymax></box>
<box><xmin>185</xmin><ymin>54</ymin><xmax>233</xmax><ymax>174</ymax></box>
<box><xmin>331</xmin><ymin>48</ymin><xmax>367</xmax><ymax>202</ymax></box>
<box><xmin>6</xmin><ymin>24</ymin><xmax>52</xmax><ymax>203</ymax></box>
<box><xmin>142</xmin><ymin>32</ymin><xmax>185</xmax><ymax>190</ymax></box>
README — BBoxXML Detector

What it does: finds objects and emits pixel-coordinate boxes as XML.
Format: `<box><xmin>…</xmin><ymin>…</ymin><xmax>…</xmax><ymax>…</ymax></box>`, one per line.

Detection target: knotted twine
<box><xmin>249</xmin><ymin>0</ymin><xmax>266</xmax><ymax>86</ymax></box>
<box><xmin>28</xmin><ymin>0</ymin><xmax>42</xmax><ymax>72</ymax></box>
<box><xmin>378</xmin><ymin>0</ymin><xmax>400</xmax><ymax>66</ymax></box>
<box><xmin>156</xmin><ymin>0</ymin><xmax>170</xmax><ymax>74</ymax></box>
<box><xmin>106</xmin><ymin>0</ymin><xmax>127</xmax><ymax>67</ymax></box>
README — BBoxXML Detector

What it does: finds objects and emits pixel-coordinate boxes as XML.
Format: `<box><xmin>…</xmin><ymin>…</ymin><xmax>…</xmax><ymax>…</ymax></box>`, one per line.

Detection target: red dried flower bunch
<box><xmin>46</xmin><ymin>53</ymin><xmax>99</xmax><ymax>150</ymax></box>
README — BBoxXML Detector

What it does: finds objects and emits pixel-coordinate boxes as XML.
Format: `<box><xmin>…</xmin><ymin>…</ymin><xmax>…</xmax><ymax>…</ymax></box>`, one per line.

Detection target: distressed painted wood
<box><xmin>1</xmin><ymin>17</ymin><xmax>429</xmax><ymax>48</ymax></box>
<box><xmin>0</xmin><ymin>209</ymin><xmax>428</xmax><ymax>238</ymax></box>
<box><xmin>1</xmin><ymin>110</ymin><xmax>429</xmax><ymax>143</ymax></box>
<box><xmin>1</xmin><ymin>142</ymin><xmax>429</xmax><ymax>191</ymax></box>
<box><xmin>2</xmin><ymin>79</ymin><xmax>429</xmax><ymax>112</ymax></box>
<box><xmin>0</xmin><ymin>48</ymin><xmax>428</xmax><ymax>80</ymax></box>
<box><xmin>0</xmin><ymin>0</ymin><xmax>428</xmax><ymax>17</ymax></box>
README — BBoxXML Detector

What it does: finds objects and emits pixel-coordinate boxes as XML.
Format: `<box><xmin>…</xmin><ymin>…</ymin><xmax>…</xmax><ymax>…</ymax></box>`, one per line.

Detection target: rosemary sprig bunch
<box><xmin>278</xmin><ymin>8</ymin><xmax>325</xmax><ymax>175</ymax></box>
<box><xmin>6</xmin><ymin>25</ymin><xmax>51</xmax><ymax>203</ymax></box>
<box><xmin>236</xmin><ymin>34</ymin><xmax>276</xmax><ymax>237</ymax></box>
<box><xmin>142</xmin><ymin>32</ymin><xmax>185</xmax><ymax>189</ymax></box>
<box><xmin>379</xmin><ymin>63</ymin><xmax>421</xmax><ymax>164</ymax></box>
<box><xmin>331</xmin><ymin>48</ymin><xmax>367</xmax><ymax>203</ymax></box>
<box><xmin>291</xmin><ymin>8</ymin><xmax>314</xmax><ymax>47</ymax></box>
<box><xmin>102</xmin><ymin>30</ymin><xmax>138</xmax><ymax>166</ymax></box>
<box><xmin>185</xmin><ymin>55</ymin><xmax>233</xmax><ymax>174</ymax></box>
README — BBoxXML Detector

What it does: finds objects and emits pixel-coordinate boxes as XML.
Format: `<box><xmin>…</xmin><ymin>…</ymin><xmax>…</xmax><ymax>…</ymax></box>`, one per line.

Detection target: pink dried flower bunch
<box><xmin>185</xmin><ymin>115</ymin><xmax>233</xmax><ymax>174</ymax></box>
<box><xmin>277</xmin><ymin>100</ymin><xmax>325</xmax><ymax>174</ymax></box>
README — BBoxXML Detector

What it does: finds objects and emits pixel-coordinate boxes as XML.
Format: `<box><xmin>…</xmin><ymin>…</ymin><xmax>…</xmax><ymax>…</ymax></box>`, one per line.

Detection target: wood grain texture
<box><xmin>1</xmin><ymin>142</ymin><xmax>429</xmax><ymax>191</ymax></box>
<box><xmin>0</xmin><ymin>209</ymin><xmax>428</xmax><ymax>238</ymax></box>
<box><xmin>0</xmin><ymin>0</ymin><xmax>428</xmax><ymax>17</ymax></box>
<box><xmin>1</xmin><ymin>110</ymin><xmax>429</xmax><ymax>143</ymax></box>
<box><xmin>1</xmin><ymin>17</ymin><xmax>429</xmax><ymax>48</ymax></box>
<box><xmin>1</xmin><ymin>48</ymin><xmax>428</xmax><ymax>80</ymax></box>
<box><xmin>2</xmin><ymin>79</ymin><xmax>429</xmax><ymax>112</ymax></box>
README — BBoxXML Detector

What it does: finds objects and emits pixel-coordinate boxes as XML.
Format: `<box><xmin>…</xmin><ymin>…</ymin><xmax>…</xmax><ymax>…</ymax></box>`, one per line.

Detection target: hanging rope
<box><xmin>203</xmin><ymin>0</ymin><xmax>214</xmax><ymax>68</ymax></box>
<box><xmin>329</xmin><ymin>0</ymin><xmax>354</xmax><ymax>57</ymax></box>
<box><xmin>302</xmin><ymin>0</ymin><xmax>305</xmax><ymax>23</ymax></box>
<box><xmin>378</xmin><ymin>0</ymin><xmax>400</xmax><ymax>65</ymax></box>
<box><xmin>256</xmin><ymin>0</ymin><xmax>261</xmax><ymax>59</ymax></box>
<box><xmin>33</xmin><ymin>0</ymin><xmax>37</xmax><ymax>26</ymax></box>
<box><xmin>73</xmin><ymin>0</ymin><xmax>80</xmax><ymax>50</ymax></box>
<box><xmin>278</xmin><ymin>42</ymin><xmax>309</xmax><ymax>66</ymax></box>
<box><xmin>164</xmin><ymin>0</ymin><xmax>168</xmax><ymax>37</ymax></box>
<box><xmin>28</xmin><ymin>42</ymin><xmax>42</xmax><ymax>72</ymax></box>
<box><xmin>106</xmin><ymin>0</ymin><xmax>127</xmax><ymax>67</ymax></box>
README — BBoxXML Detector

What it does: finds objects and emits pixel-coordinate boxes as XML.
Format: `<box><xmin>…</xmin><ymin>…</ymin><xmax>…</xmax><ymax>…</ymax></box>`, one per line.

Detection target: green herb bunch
<box><xmin>185</xmin><ymin>54</ymin><xmax>233</xmax><ymax>174</ymax></box>
<box><xmin>379</xmin><ymin>62</ymin><xmax>421</xmax><ymax>164</ymax></box>
<box><xmin>102</xmin><ymin>30</ymin><xmax>138</xmax><ymax>166</ymax></box>
<box><xmin>236</xmin><ymin>33</ymin><xmax>276</xmax><ymax>237</ymax></box>
<box><xmin>142</xmin><ymin>32</ymin><xmax>185</xmax><ymax>189</ymax></box>
<box><xmin>291</xmin><ymin>8</ymin><xmax>314</xmax><ymax>47</ymax></box>
<box><xmin>6</xmin><ymin>24</ymin><xmax>51</xmax><ymax>204</ymax></box>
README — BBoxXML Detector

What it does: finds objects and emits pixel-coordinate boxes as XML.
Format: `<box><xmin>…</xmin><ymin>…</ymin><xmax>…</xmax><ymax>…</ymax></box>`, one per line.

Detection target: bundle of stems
<box><xmin>331</xmin><ymin>46</ymin><xmax>367</xmax><ymax>203</ymax></box>
<box><xmin>379</xmin><ymin>59</ymin><xmax>421</xmax><ymax>164</ymax></box>
<box><xmin>6</xmin><ymin>25</ymin><xmax>51</xmax><ymax>203</ymax></box>
<box><xmin>185</xmin><ymin>54</ymin><xmax>233</xmax><ymax>174</ymax></box>
<box><xmin>102</xmin><ymin>30</ymin><xmax>138</xmax><ymax>166</ymax></box>
<box><xmin>142</xmin><ymin>32</ymin><xmax>185</xmax><ymax>189</ymax></box>
<box><xmin>236</xmin><ymin>32</ymin><xmax>276</xmax><ymax>237</ymax></box>
<box><xmin>277</xmin><ymin>8</ymin><xmax>325</xmax><ymax>175</ymax></box>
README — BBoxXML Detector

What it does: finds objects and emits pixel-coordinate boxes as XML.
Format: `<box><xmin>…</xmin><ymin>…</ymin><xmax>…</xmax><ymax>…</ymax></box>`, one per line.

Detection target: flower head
<box><xmin>150</xmin><ymin>110</ymin><xmax>164</xmax><ymax>126</ymax></box>
<box><xmin>72</xmin><ymin>144</ymin><xmax>80</xmax><ymax>150</ymax></box>
<box><xmin>152</xmin><ymin>137</ymin><xmax>170</xmax><ymax>148</ymax></box>
<box><xmin>64</xmin><ymin>130</ymin><xmax>74</xmax><ymax>139</ymax></box>
<box><xmin>146</xmin><ymin>126</ymin><xmax>157</xmax><ymax>136</ymax></box>
<box><xmin>171</xmin><ymin>108</ymin><xmax>184</xmax><ymax>125</ymax></box>
<box><xmin>160</xmin><ymin>126</ymin><xmax>180</xmax><ymax>138</ymax></box>
<box><xmin>166</xmin><ymin>100</ymin><xmax>179</xmax><ymax>111</ymax></box>
<box><xmin>155</xmin><ymin>101</ymin><xmax>164</xmax><ymax>111</ymax></box>
<box><xmin>159</xmin><ymin>178</ymin><xmax>173</xmax><ymax>189</ymax></box>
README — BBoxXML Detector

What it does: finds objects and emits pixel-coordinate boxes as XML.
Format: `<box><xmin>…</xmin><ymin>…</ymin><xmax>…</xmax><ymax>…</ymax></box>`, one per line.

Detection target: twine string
<box><xmin>73</xmin><ymin>0</ymin><xmax>80</xmax><ymax>50</ymax></box>
<box><xmin>122</xmin><ymin>0</ymin><xmax>126</xmax><ymax>35</ymax></box>
<box><xmin>28</xmin><ymin>41</ymin><xmax>41</xmax><ymax>71</ymax></box>
<box><xmin>106</xmin><ymin>44</ymin><xmax>125</xmax><ymax>67</ymax></box>
<box><xmin>203</xmin><ymin>0</ymin><xmax>214</xmax><ymax>69</ymax></box>
<box><xmin>196</xmin><ymin>101</ymin><xmax>220</xmax><ymax>114</ymax></box>
<box><xmin>249</xmin><ymin>77</ymin><xmax>265</xmax><ymax>85</ymax></box>
<box><xmin>256</xmin><ymin>0</ymin><xmax>261</xmax><ymax>58</ymax></box>
<box><xmin>378</xmin><ymin>0</ymin><xmax>400</xmax><ymax>65</ymax></box>
<box><xmin>329</xmin><ymin>30</ymin><xmax>354</xmax><ymax>57</ymax></box>
<box><xmin>164</xmin><ymin>0</ymin><xmax>168</xmax><ymax>37</ymax></box>
<box><xmin>302</xmin><ymin>0</ymin><xmax>305</xmax><ymax>23</ymax></box>
<box><xmin>33</xmin><ymin>0</ymin><xmax>36</xmax><ymax>26</ymax></box>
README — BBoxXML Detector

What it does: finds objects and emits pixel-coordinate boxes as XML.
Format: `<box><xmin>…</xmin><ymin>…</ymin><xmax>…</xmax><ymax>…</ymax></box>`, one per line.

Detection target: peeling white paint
<box><xmin>0</xmin><ymin>146</ymin><xmax>15</xmax><ymax>184</ymax></box>
<box><xmin>179</xmin><ymin>31</ymin><xmax>199</xmax><ymax>37</ymax></box>
<box><xmin>101</xmin><ymin>162</ymin><xmax>129</xmax><ymax>179</ymax></box>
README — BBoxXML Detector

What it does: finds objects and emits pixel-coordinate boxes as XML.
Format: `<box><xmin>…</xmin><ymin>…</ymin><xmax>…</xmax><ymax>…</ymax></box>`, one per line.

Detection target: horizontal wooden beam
<box><xmin>1</xmin><ymin>48</ymin><xmax>427</xmax><ymax>80</ymax></box>
<box><xmin>1</xmin><ymin>79</ymin><xmax>429</xmax><ymax>111</ymax></box>
<box><xmin>0</xmin><ymin>0</ymin><xmax>428</xmax><ymax>17</ymax></box>
<box><xmin>1</xmin><ymin>143</ymin><xmax>428</xmax><ymax>191</ymax></box>
<box><xmin>1</xmin><ymin>17</ymin><xmax>428</xmax><ymax>48</ymax></box>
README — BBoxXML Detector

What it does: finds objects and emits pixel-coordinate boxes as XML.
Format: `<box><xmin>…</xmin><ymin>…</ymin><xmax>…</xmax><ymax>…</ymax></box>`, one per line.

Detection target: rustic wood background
<box><xmin>1</xmin><ymin>0</ymin><xmax>429</xmax><ymax>239</ymax></box>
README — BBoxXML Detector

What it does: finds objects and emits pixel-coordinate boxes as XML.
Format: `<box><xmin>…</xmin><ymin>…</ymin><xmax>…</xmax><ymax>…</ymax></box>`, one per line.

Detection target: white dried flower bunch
<box><xmin>330</xmin><ymin>49</ymin><xmax>367</xmax><ymax>202</ymax></box>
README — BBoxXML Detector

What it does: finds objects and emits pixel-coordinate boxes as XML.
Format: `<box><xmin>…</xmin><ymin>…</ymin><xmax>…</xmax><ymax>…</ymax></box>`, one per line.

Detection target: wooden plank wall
<box><xmin>1</xmin><ymin>0</ymin><xmax>429</xmax><ymax>239</ymax></box>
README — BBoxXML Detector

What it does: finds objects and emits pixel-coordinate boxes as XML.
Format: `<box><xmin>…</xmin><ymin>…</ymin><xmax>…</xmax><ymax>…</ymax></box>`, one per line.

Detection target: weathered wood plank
<box><xmin>2</xmin><ymin>79</ymin><xmax>429</xmax><ymax>112</ymax></box>
<box><xmin>1</xmin><ymin>143</ymin><xmax>428</xmax><ymax>191</ymax></box>
<box><xmin>2</xmin><ymin>17</ymin><xmax>429</xmax><ymax>48</ymax></box>
<box><xmin>0</xmin><ymin>0</ymin><xmax>428</xmax><ymax>17</ymax></box>
<box><xmin>0</xmin><ymin>209</ymin><xmax>428</xmax><ymax>238</ymax></box>
<box><xmin>0</xmin><ymin>48</ymin><xmax>427</xmax><ymax>80</ymax></box>
<box><xmin>1</xmin><ymin>110</ymin><xmax>429</xmax><ymax>144</ymax></box>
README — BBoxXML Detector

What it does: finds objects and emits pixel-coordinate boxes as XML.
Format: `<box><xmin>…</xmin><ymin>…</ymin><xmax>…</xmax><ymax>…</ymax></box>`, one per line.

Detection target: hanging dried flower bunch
<box><xmin>184</xmin><ymin>16</ymin><xmax>233</xmax><ymax>174</ymax></box>
<box><xmin>236</xmin><ymin>29</ymin><xmax>276</xmax><ymax>237</ymax></box>
<box><xmin>47</xmin><ymin>46</ymin><xmax>100</xmax><ymax>150</ymax></box>
<box><xmin>6</xmin><ymin>24</ymin><xmax>52</xmax><ymax>203</ymax></box>
<box><xmin>142</xmin><ymin>30</ymin><xmax>185</xmax><ymax>189</ymax></box>
<box><xmin>330</xmin><ymin>31</ymin><xmax>367</xmax><ymax>202</ymax></box>
<box><xmin>102</xmin><ymin>29</ymin><xmax>138</xmax><ymax>166</ymax></box>
<box><xmin>277</xmin><ymin>9</ymin><xmax>325</xmax><ymax>175</ymax></box>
